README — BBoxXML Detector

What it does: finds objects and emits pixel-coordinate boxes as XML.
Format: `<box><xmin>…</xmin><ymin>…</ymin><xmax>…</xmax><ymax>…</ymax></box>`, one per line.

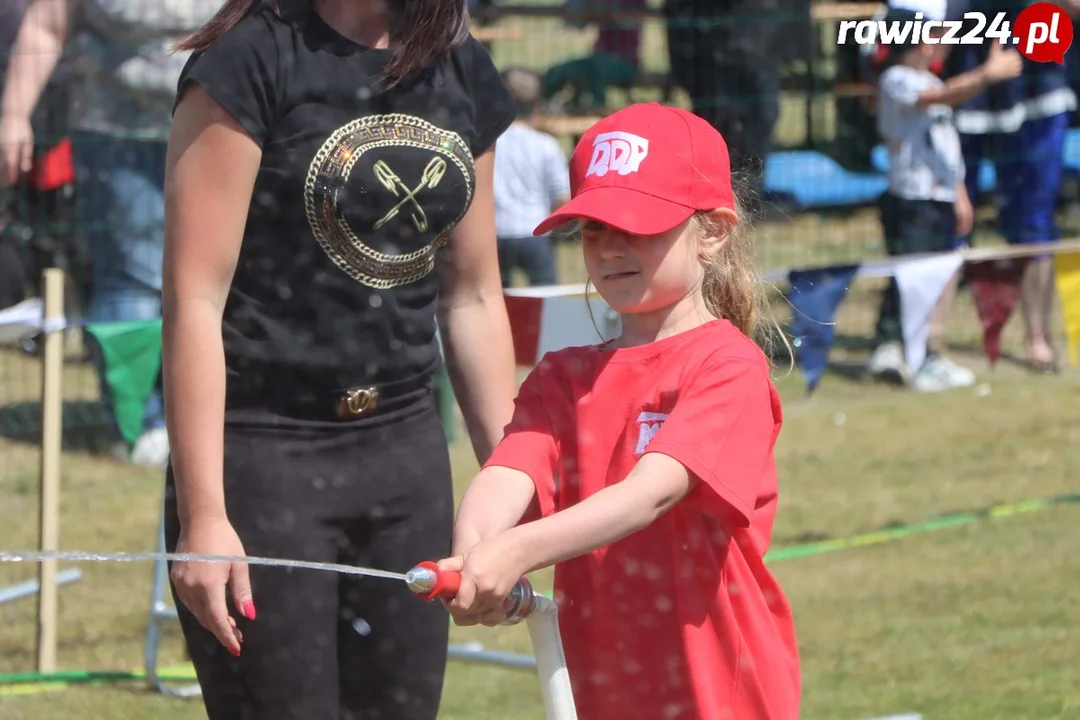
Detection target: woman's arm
<box><xmin>163</xmin><ymin>84</ymin><xmax>261</xmax><ymax>526</ymax></box>
<box><xmin>437</xmin><ymin>148</ymin><xmax>519</xmax><ymax>465</ymax></box>
<box><xmin>0</xmin><ymin>0</ymin><xmax>70</xmax><ymax>183</ymax></box>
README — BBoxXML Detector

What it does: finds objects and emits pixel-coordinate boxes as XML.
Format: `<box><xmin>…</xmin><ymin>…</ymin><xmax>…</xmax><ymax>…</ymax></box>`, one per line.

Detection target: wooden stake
<box><xmin>36</xmin><ymin>267</ymin><xmax>65</xmax><ymax>674</ymax></box>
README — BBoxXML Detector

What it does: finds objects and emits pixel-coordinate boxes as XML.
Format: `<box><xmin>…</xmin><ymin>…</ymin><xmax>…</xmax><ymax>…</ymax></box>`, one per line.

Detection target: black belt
<box><xmin>227</xmin><ymin>372</ymin><xmax>435</xmax><ymax>422</ymax></box>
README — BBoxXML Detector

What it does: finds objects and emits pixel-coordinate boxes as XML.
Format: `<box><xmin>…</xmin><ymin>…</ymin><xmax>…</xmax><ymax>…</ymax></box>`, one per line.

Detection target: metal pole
<box><xmin>0</xmin><ymin>569</ymin><xmax>82</xmax><ymax>605</ymax></box>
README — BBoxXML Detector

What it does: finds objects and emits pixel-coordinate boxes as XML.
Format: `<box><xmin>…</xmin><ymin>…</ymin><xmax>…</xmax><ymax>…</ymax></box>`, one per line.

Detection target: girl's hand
<box><xmin>449</xmin><ymin>528</ymin><xmax>483</xmax><ymax>558</ymax></box>
<box><xmin>438</xmin><ymin>533</ymin><xmax>529</xmax><ymax>627</ymax></box>
<box><xmin>170</xmin><ymin>516</ymin><xmax>254</xmax><ymax>656</ymax></box>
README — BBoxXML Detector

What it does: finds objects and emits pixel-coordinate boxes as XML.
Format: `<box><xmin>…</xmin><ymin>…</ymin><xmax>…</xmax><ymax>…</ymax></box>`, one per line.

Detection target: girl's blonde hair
<box><xmin>582</xmin><ymin>179</ymin><xmax>790</xmax><ymax>367</ymax></box>
<box><xmin>691</xmin><ymin>184</ymin><xmax>789</xmax><ymax>367</ymax></box>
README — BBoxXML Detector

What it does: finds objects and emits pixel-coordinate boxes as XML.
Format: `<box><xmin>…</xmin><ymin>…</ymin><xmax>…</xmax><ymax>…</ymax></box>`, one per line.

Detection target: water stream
<box><xmin>0</xmin><ymin>550</ymin><xmax>406</xmax><ymax>582</ymax></box>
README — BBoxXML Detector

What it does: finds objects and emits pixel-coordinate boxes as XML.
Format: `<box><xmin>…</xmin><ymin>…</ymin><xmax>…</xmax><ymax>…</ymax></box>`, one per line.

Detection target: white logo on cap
<box><xmin>585</xmin><ymin>132</ymin><xmax>649</xmax><ymax>178</ymax></box>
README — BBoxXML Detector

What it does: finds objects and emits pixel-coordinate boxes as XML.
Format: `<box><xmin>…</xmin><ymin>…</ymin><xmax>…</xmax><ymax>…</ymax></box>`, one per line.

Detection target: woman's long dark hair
<box><xmin>174</xmin><ymin>0</ymin><xmax>472</xmax><ymax>87</ymax></box>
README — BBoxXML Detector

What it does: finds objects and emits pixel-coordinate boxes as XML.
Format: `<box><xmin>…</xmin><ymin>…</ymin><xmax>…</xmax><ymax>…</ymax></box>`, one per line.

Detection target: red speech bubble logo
<box><xmin>1013</xmin><ymin>2</ymin><xmax>1074</xmax><ymax>64</ymax></box>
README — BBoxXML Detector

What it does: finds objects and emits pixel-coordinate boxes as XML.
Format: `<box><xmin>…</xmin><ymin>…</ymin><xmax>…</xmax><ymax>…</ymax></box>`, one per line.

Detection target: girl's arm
<box><xmin>451</xmin><ymin>358</ymin><xmax>559</xmax><ymax>557</ymax></box>
<box><xmin>452</xmin><ymin>465</ymin><xmax>538</xmax><ymax>556</ymax></box>
<box><xmin>503</xmin><ymin>452</ymin><xmax>693</xmax><ymax>574</ymax></box>
<box><xmin>444</xmin><ymin>452</ymin><xmax>694</xmax><ymax>622</ymax></box>
<box><xmin>437</xmin><ymin>149</ymin><xmax>519</xmax><ymax>465</ymax></box>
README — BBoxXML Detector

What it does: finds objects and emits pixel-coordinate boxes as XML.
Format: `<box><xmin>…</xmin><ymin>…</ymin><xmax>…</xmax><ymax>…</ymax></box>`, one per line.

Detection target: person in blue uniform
<box><xmin>943</xmin><ymin>0</ymin><xmax>1078</xmax><ymax>373</ymax></box>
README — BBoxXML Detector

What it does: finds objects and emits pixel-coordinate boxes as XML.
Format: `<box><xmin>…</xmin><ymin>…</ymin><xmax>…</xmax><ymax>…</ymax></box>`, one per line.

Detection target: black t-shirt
<box><xmin>176</xmin><ymin>1</ymin><xmax>515</xmax><ymax>401</ymax></box>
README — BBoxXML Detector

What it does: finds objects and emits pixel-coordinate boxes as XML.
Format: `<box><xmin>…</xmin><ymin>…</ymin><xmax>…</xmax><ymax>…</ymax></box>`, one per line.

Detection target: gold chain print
<box><xmin>304</xmin><ymin>114</ymin><xmax>475</xmax><ymax>289</ymax></box>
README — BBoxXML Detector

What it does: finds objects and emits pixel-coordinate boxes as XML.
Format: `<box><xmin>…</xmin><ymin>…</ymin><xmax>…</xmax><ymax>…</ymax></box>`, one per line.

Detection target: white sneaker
<box><xmin>867</xmin><ymin>341</ymin><xmax>910</xmax><ymax>384</ymax></box>
<box><xmin>913</xmin><ymin>355</ymin><xmax>976</xmax><ymax>393</ymax></box>
<box><xmin>130</xmin><ymin>427</ymin><xmax>170</xmax><ymax>466</ymax></box>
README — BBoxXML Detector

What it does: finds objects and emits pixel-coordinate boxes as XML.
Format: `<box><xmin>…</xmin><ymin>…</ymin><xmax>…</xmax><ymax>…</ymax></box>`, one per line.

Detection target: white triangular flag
<box><xmin>537</xmin><ymin>294</ymin><xmax>619</xmax><ymax>359</ymax></box>
<box><xmin>896</xmin><ymin>252</ymin><xmax>965</xmax><ymax>372</ymax></box>
<box><xmin>0</xmin><ymin>298</ymin><xmax>45</xmax><ymax>346</ymax></box>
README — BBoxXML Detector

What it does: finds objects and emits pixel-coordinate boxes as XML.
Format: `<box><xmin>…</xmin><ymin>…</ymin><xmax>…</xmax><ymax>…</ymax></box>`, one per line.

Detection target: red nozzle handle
<box><xmin>411</xmin><ymin>561</ymin><xmax>461</xmax><ymax>601</ymax></box>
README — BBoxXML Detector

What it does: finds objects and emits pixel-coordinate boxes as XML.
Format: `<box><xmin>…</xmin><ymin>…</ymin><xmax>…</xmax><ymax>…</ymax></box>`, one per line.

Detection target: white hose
<box><xmin>523</xmin><ymin>594</ymin><xmax>578</xmax><ymax>720</ymax></box>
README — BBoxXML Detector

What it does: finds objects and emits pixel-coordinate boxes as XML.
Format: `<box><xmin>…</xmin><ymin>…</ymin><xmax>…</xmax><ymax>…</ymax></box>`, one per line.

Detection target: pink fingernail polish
<box><xmin>243</xmin><ymin>601</ymin><xmax>256</xmax><ymax>620</ymax></box>
<box><xmin>229</xmin><ymin>646</ymin><xmax>241</xmax><ymax>657</ymax></box>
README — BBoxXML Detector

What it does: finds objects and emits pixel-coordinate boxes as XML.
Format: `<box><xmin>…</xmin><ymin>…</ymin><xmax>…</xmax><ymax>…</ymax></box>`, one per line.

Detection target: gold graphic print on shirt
<box><xmin>304</xmin><ymin>113</ymin><xmax>475</xmax><ymax>289</ymax></box>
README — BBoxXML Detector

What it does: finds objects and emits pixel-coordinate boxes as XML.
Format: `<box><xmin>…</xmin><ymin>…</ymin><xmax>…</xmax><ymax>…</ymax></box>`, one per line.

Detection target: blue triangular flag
<box><xmin>788</xmin><ymin>264</ymin><xmax>860</xmax><ymax>392</ymax></box>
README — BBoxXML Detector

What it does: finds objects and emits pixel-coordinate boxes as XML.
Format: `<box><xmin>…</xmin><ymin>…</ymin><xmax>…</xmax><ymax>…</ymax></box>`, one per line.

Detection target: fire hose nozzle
<box><xmin>405</xmin><ymin>561</ymin><xmax>538</xmax><ymax>626</ymax></box>
<box><xmin>404</xmin><ymin>561</ymin><xmax>460</xmax><ymax>601</ymax></box>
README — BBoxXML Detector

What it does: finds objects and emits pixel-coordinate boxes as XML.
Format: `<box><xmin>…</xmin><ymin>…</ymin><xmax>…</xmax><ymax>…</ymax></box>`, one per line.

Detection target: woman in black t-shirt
<box><xmin>161</xmin><ymin>0</ymin><xmax>518</xmax><ymax>717</ymax></box>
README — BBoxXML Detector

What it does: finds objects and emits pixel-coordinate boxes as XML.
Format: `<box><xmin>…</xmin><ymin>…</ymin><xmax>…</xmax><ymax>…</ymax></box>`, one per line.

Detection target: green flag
<box><xmin>85</xmin><ymin>319</ymin><xmax>163</xmax><ymax>447</ymax></box>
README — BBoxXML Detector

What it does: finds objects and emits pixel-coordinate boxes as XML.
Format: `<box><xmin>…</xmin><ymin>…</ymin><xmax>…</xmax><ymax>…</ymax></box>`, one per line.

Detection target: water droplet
<box><xmin>352</xmin><ymin>618</ymin><xmax>372</xmax><ymax>635</ymax></box>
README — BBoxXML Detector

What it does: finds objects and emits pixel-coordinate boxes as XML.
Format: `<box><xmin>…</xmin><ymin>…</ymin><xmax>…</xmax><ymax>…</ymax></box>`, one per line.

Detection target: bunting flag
<box><xmin>787</xmin><ymin>265</ymin><xmax>859</xmax><ymax>392</ymax></box>
<box><xmin>964</xmin><ymin>257</ymin><xmax>1029</xmax><ymax>368</ymax></box>
<box><xmin>1053</xmin><ymin>251</ymin><xmax>1080</xmax><ymax>367</ymax></box>
<box><xmin>84</xmin><ymin>320</ymin><xmax>163</xmax><ymax>447</ymax></box>
<box><xmin>0</xmin><ymin>299</ymin><xmax>45</xmax><ymax>345</ymax></box>
<box><xmin>1</xmin><ymin>246</ymin><xmax>1074</xmax><ymax>420</ymax></box>
<box><xmin>503</xmin><ymin>285</ymin><xmax>620</xmax><ymax>365</ymax></box>
<box><xmin>503</xmin><ymin>295</ymin><xmax>545</xmax><ymax>366</ymax></box>
<box><xmin>895</xmin><ymin>252</ymin><xmax>965</xmax><ymax>373</ymax></box>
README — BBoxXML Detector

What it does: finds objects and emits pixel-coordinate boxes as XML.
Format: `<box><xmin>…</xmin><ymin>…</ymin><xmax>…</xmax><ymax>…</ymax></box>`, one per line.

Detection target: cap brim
<box><xmin>533</xmin><ymin>186</ymin><xmax>695</xmax><ymax>237</ymax></box>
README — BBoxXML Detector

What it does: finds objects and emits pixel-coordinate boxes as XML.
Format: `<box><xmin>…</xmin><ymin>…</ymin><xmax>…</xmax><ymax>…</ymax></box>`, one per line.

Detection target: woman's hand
<box><xmin>170</xmin><ymin>516</ymin><xmax>254</xmax><ymax>656</ymax></box>
<box><xmin>0</xmin><ymin>114</ymin><xmax>34</xmax><ymax>186</ymax></box>
<box><xmin>438</xmin><ymin>533</ymin><xmax>530</xmax><ymax>627</ymax></box>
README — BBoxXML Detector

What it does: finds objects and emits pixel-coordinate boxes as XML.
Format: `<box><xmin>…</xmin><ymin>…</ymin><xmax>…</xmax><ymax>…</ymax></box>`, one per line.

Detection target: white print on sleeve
<box><xmin>634</xmin><ymin>411</ymin><xmax>668</xmax><ymax>455</ymax></box>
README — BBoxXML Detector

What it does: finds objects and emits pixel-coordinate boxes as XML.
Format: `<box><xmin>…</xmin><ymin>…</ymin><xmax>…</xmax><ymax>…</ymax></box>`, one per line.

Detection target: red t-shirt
<box><xmin>484</xmin><ymin>319</ymin><xmax>800</xmax><ymax>720</ymax></box>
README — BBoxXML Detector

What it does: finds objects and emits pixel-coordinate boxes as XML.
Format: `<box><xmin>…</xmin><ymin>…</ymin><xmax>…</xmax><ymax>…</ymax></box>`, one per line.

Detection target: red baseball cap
<box><xmin>533</xmin><ymin>102</ymin><xmax>735</xmax><ymax>237</ymax></box>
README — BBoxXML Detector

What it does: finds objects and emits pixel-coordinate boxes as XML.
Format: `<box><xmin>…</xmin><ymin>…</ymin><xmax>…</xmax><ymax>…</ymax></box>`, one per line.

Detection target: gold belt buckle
<box><xmin>342</xmin><ymin>387</ymin><xmax>379</xmax><ymax>417</ymax></box>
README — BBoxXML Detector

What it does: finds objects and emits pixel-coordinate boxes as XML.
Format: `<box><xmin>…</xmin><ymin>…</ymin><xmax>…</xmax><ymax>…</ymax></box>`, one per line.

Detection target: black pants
<box><xmin>164</xmin><ymin>384</ymin><xmax>454</xmax><ymax>720</ymax></box>
<box><xmin>666</xmin><ymin>2</ymin><xmax>783</xmax><ymax>214</ymax></box>
<box><xmin>874</xmin><ymin>193</ymin><xmax>957</xmax><ymax>345</ymax></box>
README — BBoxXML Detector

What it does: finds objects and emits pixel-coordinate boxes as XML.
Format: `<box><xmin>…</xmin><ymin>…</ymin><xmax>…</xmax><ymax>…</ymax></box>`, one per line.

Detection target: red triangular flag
<box><xmin>503</xmin><ymin>295</ymin><xmax>543</xmax><ymax>366</ymax></box>
<box><xmin>964</xmin><ymin>257</ymin><xmax>1028</xmax><ymax>367</ymax></box>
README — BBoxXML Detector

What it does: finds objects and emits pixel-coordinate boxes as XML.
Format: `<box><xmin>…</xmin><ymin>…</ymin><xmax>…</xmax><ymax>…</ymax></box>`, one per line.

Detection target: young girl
<box><xmin>437</xmin><ymin>103</ymin><xmax>800</xmax><ymax>720</ymax></box>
